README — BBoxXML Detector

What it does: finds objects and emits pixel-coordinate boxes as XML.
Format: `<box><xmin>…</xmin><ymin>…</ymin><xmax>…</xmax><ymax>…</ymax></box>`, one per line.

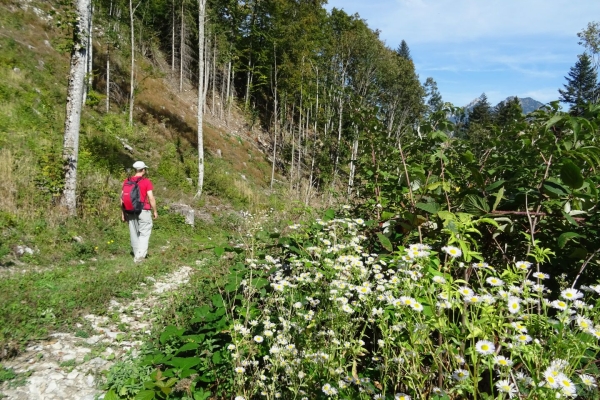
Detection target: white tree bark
<box><xmin>128</xmin><ymin>0</ymin><xmax>140</xmax><ymax>126</ymax></box>
<box><xmin>106</xmin><ymin>43</ymin><xmax>110</xmax><ymax>112</ymax></box>
<box><xmin>61</xmin><ymin>0</ymin><xmax>92</xmax><ymax>215</ymax></box>
<box><xmin>179</xmin><ymin>1</ymin><xmax>184</xmax><ymax>91</ymax></box>
<box><xmin>196</xmin><ymin>0</ymin><xmax>206</xmax><ymax>198</ymax></box>
<box><xmin>82</xmin><ymin>3</ymin><xmax>93</xmax><ymax>105</ymax></box>
<box><xmin>270</xmin><ymin>45</ymin><xmax>278</xmax><ymax>191</ymax></box>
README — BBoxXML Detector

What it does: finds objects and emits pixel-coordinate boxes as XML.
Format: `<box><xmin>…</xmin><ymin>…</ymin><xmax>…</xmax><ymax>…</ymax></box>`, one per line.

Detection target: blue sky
<box><xmin>325</xmin><ymin>0</ymin><xmax>600</xmax><ymax>107</ymax></box>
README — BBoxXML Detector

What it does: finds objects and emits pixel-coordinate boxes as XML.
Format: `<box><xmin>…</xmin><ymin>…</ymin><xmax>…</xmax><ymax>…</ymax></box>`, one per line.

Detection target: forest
<box><xmin>1</xmin><ymin>0</ymin><xmax>600</xmax><ymax>399</ymax></box>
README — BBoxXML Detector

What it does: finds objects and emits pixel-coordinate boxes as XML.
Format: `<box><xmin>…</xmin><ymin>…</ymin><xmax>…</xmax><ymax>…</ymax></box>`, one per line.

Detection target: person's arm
<box><xmin>147</xmin><ymin>190</ymin><xmax>158</xmax><ymax>219</ymax></box>
<box><xmin>121</xmin><ymin>191</ymin><xmax>126</xmax><ymax>222</ymax></box>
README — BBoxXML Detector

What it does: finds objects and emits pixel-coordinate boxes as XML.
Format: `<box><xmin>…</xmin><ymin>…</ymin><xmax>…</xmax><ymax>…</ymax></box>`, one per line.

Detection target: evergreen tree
<box><xmin>468</xmin><ymin>93</ymin><xmax>492</xmax><ymax>126</ymax></box>
<box><xmin>558</xmin><ymin>53</ymin><xmax>598</xmax><ymax>115</ymax></box>
<box><xmin>494</xmin><ymin>96</ymin><xmax>524</xmax><ymax>129</ymax></box>
<box><xmin>396</xmin><ymin>39</ymin><xmax>411</xmax><ymax>61</ymax></box>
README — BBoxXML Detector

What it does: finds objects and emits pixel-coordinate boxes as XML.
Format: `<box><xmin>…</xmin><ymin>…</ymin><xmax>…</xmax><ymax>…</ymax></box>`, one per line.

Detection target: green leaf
<box><xmin>212</xmin><ymin>351</ymin><xmax>223</xmax><ymax>364</ymax></box>
<box><xmin>544</xmin><ymin>115</ymin><xmax>563</xmax><ymax>130</ymax></box>
<box><xmin>167</xmin><ymin>357</ymin><xmax>201</xmax><ymax>370</ymax></box>
<box><xmin>211</xmin><ymin>294</ymin><xmax>224</xmax><ymax>308</ymax></box>
<box><xmin>415</xmin><ymin>202</ymin><xmax>440</xmax><ymax>214</ymax></box>
<box><xmin>214</xmin><ymin>247</ymin><xmax>225</xmax><ymax>257</ymax></box>
<box><xmin>562</xmin><ymin>211</ymin><xmax>579</xmax><ymax>226</ymax></box>
<box><xmin>558</xmin><ymin>232</ymin><xmax>583</xmax><ymax>248</ymax></box>
<box><xmin>485</xmin><ymin>180</ymin><xmax>505</xmax><ymax>192</ymax></box>
<box><xmin>176</xmin><ymin>342</ymin><xmax>200</xmax><ymax>354</ymax></box>
<box><xmin>134</xmin><ymin>391</ymin><xmax>156</xmax><ymax>400</ymax></box>
<box><xmin>376</xmin><ymin>233</ymin><xmax>393</xmax><ymax>252</ymax></box>
<box><xmin>160</xmin><ymin>326</ymin><xmax>185</xmax><ymax>345</ymax></box>
<box><xmin>323</xmin><ymin>209</ymin><xmax>335</xmax><ymax>221</ymax></box>
<box><xmin>543</xmin><ymin>181</ymin><xmax>570</xmax><ymax>197</ymax></box>
<box><xmin>463</xmin><ymin>195</ymin><xmax>490</xmax><ymax>215</ymax></box>
<box><xmin>492</xmin><ymin>187</ymin><xmax>504</xmax><ymax>212</ymax></box>
<box><xmin>560</xmin><ymin>159</ymin><xmax>584</xmax><ymax>189</ymax></box>
<box><xmin>104</xmin><ymin>390</ymin><xmax>119</xmax><ymax>400</ymax></box>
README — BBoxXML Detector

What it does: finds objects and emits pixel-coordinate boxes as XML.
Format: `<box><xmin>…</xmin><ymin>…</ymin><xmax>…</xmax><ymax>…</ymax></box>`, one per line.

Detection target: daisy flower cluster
<box><xmin>224</xmin><ymin>218</ymin><xmax>600</xmax><ymax>399</ymax></box>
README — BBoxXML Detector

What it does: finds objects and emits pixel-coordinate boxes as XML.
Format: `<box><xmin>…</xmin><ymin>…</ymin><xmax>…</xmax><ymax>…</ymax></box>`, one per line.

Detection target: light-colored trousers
<box><xmin>126</xmin><ymin>210</ymin><xmax>153</xmax><ymax>259</ymax></box>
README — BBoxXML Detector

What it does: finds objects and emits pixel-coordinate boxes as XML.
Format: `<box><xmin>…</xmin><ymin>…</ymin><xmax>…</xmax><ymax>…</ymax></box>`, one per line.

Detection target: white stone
<box><xmin>45</xmin><ymin>380</ymin><xmax>58</xmax><ymax>393</ymax></box>
<box><xmin>67</xmin><ymin>370</ymin><xmax>79</xmax><ymax>380</ymax></box>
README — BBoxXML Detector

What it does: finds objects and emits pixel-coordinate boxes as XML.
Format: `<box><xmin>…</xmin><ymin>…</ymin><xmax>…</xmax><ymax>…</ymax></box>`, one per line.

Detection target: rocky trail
<box><xmin>0</xmin><ymin>265</ymin><xmax>195</xmax><ymax>400</ymax></box>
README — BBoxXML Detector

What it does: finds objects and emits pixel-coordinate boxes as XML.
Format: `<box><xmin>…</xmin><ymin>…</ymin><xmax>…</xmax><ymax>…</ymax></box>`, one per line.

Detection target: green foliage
<box><xmin>559</xmin><ymin>53</ymin><xmax>598</xmax><ymax>115</ymax></box>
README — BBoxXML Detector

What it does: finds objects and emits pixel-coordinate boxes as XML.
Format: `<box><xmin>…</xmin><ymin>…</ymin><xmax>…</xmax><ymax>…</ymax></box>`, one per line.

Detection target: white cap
<box><xmin>132</xmin><ymin>161</ymin><xmax>149</xmax><ymax>170</ymax></box>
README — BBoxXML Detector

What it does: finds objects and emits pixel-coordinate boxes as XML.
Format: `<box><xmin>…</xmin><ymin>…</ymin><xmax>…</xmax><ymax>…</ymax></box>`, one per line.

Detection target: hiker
<box><xmin>121</xmin><ymin>161</ymin><xmax>158</xmax><ymax>263</ymax></box>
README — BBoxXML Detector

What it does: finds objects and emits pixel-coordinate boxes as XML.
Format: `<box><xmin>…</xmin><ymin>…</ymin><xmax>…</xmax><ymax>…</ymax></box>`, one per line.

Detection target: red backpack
<box><xmin>122</xmin><ymin>177</ymin><xmax>146</xmax><ymax>214</ymax></box>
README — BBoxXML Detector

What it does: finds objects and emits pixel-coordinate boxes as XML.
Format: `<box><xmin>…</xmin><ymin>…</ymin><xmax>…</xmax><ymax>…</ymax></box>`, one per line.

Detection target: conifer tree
<box><xmin>424</xmin><ymin>77</ymin><xmax>443</xmax><ymax>115</ymax></box>
<box><xmin>558</xmin><ymin>53</ymin><xmax>598</xmax><ymax>115</ymax></box>
<box><xmin>494</xmin><ymin>96</ymin><xmax>524</xmax><ymax>129</ymax></box>
<box><xmin>468</xmin><ymin>93</ymin><xmax>492</xmax><ymax>126</ymax></box>
<box><xmin>396</xmin><ymin>40</ymin><xmax>411</xmax><ymax>61</ymax></box>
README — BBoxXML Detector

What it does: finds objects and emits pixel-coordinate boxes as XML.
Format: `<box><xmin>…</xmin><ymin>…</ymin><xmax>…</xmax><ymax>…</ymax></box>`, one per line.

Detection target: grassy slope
<box><xmin>0</xmin><ymin>1</ymin><xmax>288</xmax><ymax>358</ymax></box>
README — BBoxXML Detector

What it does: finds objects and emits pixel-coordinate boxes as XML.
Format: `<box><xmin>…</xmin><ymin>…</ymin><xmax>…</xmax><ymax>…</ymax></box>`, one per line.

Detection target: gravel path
<box><xmin>0</xmin><ymin>265</ymin><xmax>195</xmax><ymax>400</ymax></box>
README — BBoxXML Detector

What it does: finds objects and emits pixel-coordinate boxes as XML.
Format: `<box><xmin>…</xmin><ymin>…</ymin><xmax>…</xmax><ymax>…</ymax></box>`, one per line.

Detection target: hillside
<box><xmin>0</xmin><ymin>0</ymin><xmax>295</xmax><ymax>363</ymax></box>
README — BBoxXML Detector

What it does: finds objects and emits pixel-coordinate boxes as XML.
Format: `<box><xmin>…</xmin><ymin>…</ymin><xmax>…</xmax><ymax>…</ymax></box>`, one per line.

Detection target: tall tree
<box><xmin>396</xmin><ymin>39</ymin><xmax>411</xmax><ymax>61</ymax></box>
<box><xmin>61</xmin><ymin>0</ymin><xmax>92</xmax><ymax>215</ymax></box>
<box><xmin>494</xmin><ymin>96</ymin><xmax>524</xmax><ymax>129</ymax></box>
<box><xmin>196</xmin><ymin>0</ymin><xmax>206</xmax><ymax>198</ymax></box>
<box><xmin>578</xmin><ymin>22</ymin><xmax>600</xmax><ymax>69</ymax></box>
<box><xmin>128</xmin><ymin>0</ymin><xmax>141</xmax><ymax>126</ymax></box>
<box><xmin>468</xmin><ymin>93</ymin><xmax>492</xmax><ymax>126</ymax></box>
<box><xmin>559</xmin><ymin>53</ymin><xmax>598</xmax><ymax>115</ymax></box>
<box><xmin>424</xmin><ymin>77</ymin><xmax>443</xmax><ymax>116</ymax></box>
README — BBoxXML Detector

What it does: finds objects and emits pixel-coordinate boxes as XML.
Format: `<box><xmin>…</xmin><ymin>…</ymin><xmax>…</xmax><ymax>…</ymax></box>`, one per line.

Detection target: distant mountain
<box><xmin>511</xmin><ymin>97</ymin><xmax>544</xmax><ymax>114</ymax></box>
<box><xmin>462</xmin><ymin>94</ymin><xmax>544</xmax><ymax>115</ymax></box>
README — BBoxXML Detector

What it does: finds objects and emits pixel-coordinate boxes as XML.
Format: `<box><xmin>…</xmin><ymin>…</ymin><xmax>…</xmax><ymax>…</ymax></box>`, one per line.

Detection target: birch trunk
<box><xmin>270</xmin><ymin>46</ymin><xmax>278</xmax><ymax>190</ymax></box>
<box><xmin>106</xmin><ymin>43</ymin><xmax>110</xmax><ymax>112</ymax></box>
<box><xmin>82</xmin><ymin>4</ymin><xmax>93</xmax><ymax>105</ymax></box>
<box><xmin>61</xmin><ymin>0</ymin><xmax>92</xmax><ymax>215</ymax></box>
<box><xmin>128</xmin><ymin>0</ymin><xmax>135</xmax><ymax>126</ymax></box>
<box><xmin>179</xmin><ymin>1</ymin><xmax>184</xmax><ymax>92</ymax></box>
<box><xmin>226</xmin><ymin>60</ymin><xmax>232</xmax><ymax>124</ymax></box>
<box><xmin>347</xmin><ymin>130</ymin><xmax>359</xmax><ymax>196</ymax></box>
<box><xmin>171</xmin><ymin>0</ymin><xmax>175</xmax><ymax>71</ymax></box>
<box><xmin>196</xmin><ymin>0</ymin><xmax>206</xmax><ymax>198</ymax></box>
<box><xmin>211</xmin><ymin>39</ymin><xmax>216</xmax><ymax>114</ymax></box>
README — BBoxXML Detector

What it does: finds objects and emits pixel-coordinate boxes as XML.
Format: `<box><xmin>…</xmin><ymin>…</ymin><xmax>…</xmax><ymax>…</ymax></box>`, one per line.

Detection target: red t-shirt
<box><xmin>122</xmin><ymin>177</ymin><xmax>153</xmax><ymax>210</ymax></box>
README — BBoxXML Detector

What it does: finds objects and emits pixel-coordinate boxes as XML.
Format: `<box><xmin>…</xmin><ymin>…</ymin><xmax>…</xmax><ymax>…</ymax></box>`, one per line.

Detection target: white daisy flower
<box><xmin>532</xmin><ymin>272</ymin><xmax>549</xmax><ymax>279</ymax></box>
<box><xmin>394</xmin><ymin>394</ymin><xmax>411</xmax><ymax>400</ymax></box>
<box><xmin>452</xmin><ymin>369</ymin><xmax>469</xmax><ymax>381</ymax></box>
<box><xmin>579</xmin><ymin>374</ymin><xmax>597</xmax><ymax>388</ymax></box>
<box><xmin>486</xmin><ymin>276</ymin><xmax>504</xmax><ymax>286</ymax></box>
<box><xmin>495</xmin><ymin>379</ymin><xmax>517</xmax><ymax>398</ymax></box>
<box><xmin>475</xmin><ymin>340</ymin><xmax>495</xmax><ymax>355</ymax></box>
<box><xmin>507</xmin><ymin>297</ymin><xmax>521</xmax><ymax>314</ymax></box>
<box><xmin>458</xmin><ymin>286</ymin><xmax>474</xmax><ymax>297</ymax></box>
<box><xmin>515</xmin><ymin>261</ymin><xmax>531</xmax><ymax>270</ymax></box>
<box><xmin>442</xmin><ymin>245</ymin><xmax>462</xmax><ymax>258</ymax></box>
<box><xmin>551</xmin><ymin>300</ymin><xmax>569</xmax><ymax>311</ymax></box>
<box><xmin>254</xmin><ymin>335</ymin><xmax>264</xmax><ymax>343</ymax></box>
<box><xmin>561</xmin><ymin>288</ymin><xmax>583</xmax><ymax>301</ymax></box>
<box><xmin>493</xmin><ymin>355</ymin><xmax>514</xmax><ymax>367</ymax></box>
<box><xmin>432</xmin><ymin>275</ymin><xmax>446</xmax><ymax>284</ymax></box>
<box><xmin>235</xmin><ymin>366</ymin><xmax>246</xmax><ymax>374</ymax></box>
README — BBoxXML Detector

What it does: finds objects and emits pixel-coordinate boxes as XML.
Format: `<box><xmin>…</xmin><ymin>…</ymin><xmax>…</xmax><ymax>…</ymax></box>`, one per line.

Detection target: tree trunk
<box><xmin>211</xmin><ymin>38</ymin><xmax>216</xmax><ymax>115</ymax></box>
<box><xmin>171</xmin><ymin>0</ymin><xmax>175</xmax><ymax>71</ymax></box>
<box><xmin>347</xmin><ymin>130</ymin><xmax>359</xmax><ymax>196</ymax></box>
<box><xmin>179</xmin><ymin>0</ymin><xmax>184</xmax><ymax>92</ymax></box>
<box><xmin>82</xmin><ymin>3</ymin><xmax>93</xmax><ymax>105</ymax></box>
<box><xmin>270</xmin><ymin>46</ymin><xmax>278</xmax><ymax>191</ymax></box>
<box><xmin>61</xmin><ymin>0</ymin><xmax>92</xmax><ymax>215</ymax></box>
<box><xmin>226</xmin><ymin>60</ymin><xmax>232</xmax><ymax>125</ymax></box>
<box><xmin>196</xmin><ymin>0</ymin><xmax>206</xmax><ymax>198</ymax></box>
<box><xmin>128</xmin><ymin>0</ymin><xmax>135</xmax><ymax>126</ymax></box>
<box><xmin>106</xmin><ymin>43</ymin><xmax>110</xmax><ymax>112</ymax></box>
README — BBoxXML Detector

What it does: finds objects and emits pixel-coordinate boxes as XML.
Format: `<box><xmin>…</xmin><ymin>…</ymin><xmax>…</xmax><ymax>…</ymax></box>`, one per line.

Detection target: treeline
<box><xmin>91</xmin><ymin>0</ymin><xmax>441</xmax><ymax>198</ymax></box>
